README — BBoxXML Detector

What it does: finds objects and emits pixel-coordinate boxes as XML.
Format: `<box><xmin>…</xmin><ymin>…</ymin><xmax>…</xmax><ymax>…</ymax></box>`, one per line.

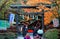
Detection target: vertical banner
<box><xmin>53</xmin><ymin>18</ymin><xmax>59</xmax><ymax>27</ymax></box>
<box><xmin>35</xmin><ymin>15</ymin><xmax>38</xmax><ymax>20</ymax></box>
<box><xmin>9</xmin><ymin>13</ymin><xmax>15</xmax><ymax>24</ymax></box>
<box><xmin>22</xmin><ymin>15</ymin><xmax>24</xmax><ymax>19</ymax></box>
<box><xmin>32</xmin><ymin>15</ymin><xmax>34</xmax><ymax>19</ymax></box>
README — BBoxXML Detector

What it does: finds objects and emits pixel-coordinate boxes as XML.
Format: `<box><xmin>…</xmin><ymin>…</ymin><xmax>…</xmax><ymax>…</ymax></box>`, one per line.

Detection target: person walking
<box><xmin>24</xmin><ymin>33</ymin><xmax>31</xmax><ymax>39</ymax></box>
<box><xmin>33</xmin><ymin>26</ymin><xmax>38</xmax><ymax>36</ymax></box>
<box><xmin>37</xmin><ymin>27</ymin><xmax>43</xmax><ymax>39</ymax></box>
<box><xmin>22</xmin><ymin>22</ymin><xmax>28</xmax><ymax>37</ymax></box>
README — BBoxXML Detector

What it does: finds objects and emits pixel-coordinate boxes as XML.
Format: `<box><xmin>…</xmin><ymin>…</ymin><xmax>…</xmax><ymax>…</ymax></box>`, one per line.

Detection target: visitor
<box><xmin>33</xmin><ymin>26</ymin><xmax>38</xmax><ymax>36</ymax></box>
<box><xmin>22</xmin><ymin>22</ymin><xmax>29</xmax><ymax>37</ymax></box>
<box><xmin>34</xmin><ymin>34</ymin><xmax>41</xmax><ymax>39</ymax></box>
<box><xmin>33</xmin><ymin>21</ymin><xmax>41</xmax><ymax>36</ymax></box>
<box><xmin>24</xmin><ymin>33</ymin><xmax>31</xmax><ymax>39</ymax></box>
<box><xmin>37</xmin><ymin>26</ymin><xmax>43</xmax><ymax>39</ymax></box>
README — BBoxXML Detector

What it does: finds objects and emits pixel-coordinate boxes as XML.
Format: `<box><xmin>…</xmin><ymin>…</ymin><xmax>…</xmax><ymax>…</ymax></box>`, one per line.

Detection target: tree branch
<box><xmin>0</xmin><ymin>0</ymin><xmax>8</xmax><ymax>11</ymax></box>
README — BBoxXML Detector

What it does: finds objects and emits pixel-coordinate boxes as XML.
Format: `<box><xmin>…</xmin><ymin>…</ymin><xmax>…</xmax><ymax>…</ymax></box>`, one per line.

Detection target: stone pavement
<box><xmin>17</xmin><ymin>33</ymin><xmax>33</xmax><ymax>39</ymax></box>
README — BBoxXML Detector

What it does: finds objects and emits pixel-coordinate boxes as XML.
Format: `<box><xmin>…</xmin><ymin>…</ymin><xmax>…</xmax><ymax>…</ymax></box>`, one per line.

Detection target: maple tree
<box><xmin>20</xmin><ymin>0</ymin><xmax>59</xmax><ymax>25</ymax></box>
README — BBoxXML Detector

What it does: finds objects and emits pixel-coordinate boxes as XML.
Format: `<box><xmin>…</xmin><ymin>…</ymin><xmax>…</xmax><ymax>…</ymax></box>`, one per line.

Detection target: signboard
<box><xmin>9</xmin><ymin>13</ymin><xmax>15</xmax><ymax>23</ymax></box>
<box><xmin>53</xmin><ymin>18</ymin><xmax>59</xmax><ymax>27</ymax></box>
<box><xmin>0</xmin><ymin>20</ymin><xmax>10</xmax><ymax>30</ymax></box>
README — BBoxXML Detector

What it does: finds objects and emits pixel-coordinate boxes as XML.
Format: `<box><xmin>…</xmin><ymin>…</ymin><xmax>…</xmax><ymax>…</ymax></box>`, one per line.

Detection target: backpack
<box><xmin>37</xmin><ymin>29</ymin><xmax>43</xmax><ymax>34</ymax></box>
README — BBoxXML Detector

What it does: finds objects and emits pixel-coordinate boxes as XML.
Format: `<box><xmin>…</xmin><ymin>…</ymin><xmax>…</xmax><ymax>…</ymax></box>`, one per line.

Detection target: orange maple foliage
<box><xmin>26</xmin><ymin>0</ymin><xmax>52</xmax><ymax>5</ymax></box>
<box><xmin>21</xmin><ymin>0</ymin><xmax>58</xmax><ymax>25</ymax></box>
<box><xmin>44</xmin><ymin>10</ymin><xmax>58</xmax><ymax>25</ymax></box>
<box><xmin>44</xmin><ymin>11</ymin><xmax>53</xmax><ymax>25</ymax></box>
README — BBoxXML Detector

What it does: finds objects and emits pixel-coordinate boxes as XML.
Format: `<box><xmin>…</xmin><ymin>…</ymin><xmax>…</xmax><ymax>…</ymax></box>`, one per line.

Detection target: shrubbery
<box><xmin>0</xmin><ymin>32</ymin><xmax>17</xmax><ymax>39</ymax></box>
<box><xmin>43</xmin><ymin>29</ymin><xmax>58</xmax><ymax>39</ymax></box>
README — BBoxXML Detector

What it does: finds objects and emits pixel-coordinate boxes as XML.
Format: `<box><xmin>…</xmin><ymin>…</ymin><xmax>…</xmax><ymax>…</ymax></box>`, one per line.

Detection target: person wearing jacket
<box><xmin>24</xmin><ymin>33</ymin><xmax>31</xmax><ymax>39</ymax></box>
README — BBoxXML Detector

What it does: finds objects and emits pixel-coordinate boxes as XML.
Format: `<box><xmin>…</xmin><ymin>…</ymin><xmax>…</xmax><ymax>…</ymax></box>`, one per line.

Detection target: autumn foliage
<box><xmin>26</xmin><ymin>0</ymin><xmax>52</xmax><ymax>5</ymax></box>
<box><xmin>21</xmin><ymin>0</ymin><xmax>59</xmax><ymax>25</ymax></box>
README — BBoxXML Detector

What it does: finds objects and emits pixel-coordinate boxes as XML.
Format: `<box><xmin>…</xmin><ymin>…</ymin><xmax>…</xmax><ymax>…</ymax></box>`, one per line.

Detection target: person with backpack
<box><xmin>37</xmin><ymin>26</ymin><xmax>43</xmax><ymax>39</ymax></box>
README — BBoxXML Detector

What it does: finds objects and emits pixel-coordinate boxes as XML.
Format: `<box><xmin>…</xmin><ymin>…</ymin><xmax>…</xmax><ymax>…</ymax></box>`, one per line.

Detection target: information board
<box><xmin>0</xmin><ymin>20</ymin><xmax>10</xmax><ymax>30</ymax></box>
<box><xmin>53</xmin><ymin>18</ymin><xmax>59</xmax><ymax>27</ymax></box>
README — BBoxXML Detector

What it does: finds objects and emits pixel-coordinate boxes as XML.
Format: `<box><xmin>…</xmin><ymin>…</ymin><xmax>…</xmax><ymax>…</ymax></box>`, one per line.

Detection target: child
<box><xmin>24</xmin><ymin>33</ymin><xmax>31</xmax><ymax>39</ymax></box>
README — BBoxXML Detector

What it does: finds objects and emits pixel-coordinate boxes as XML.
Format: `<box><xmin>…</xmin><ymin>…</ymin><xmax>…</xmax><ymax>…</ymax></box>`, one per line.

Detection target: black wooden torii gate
<box><xmin>10</xmin><ymin>5</ymin><xmax>51</xmax><ymax>34</ymax></box>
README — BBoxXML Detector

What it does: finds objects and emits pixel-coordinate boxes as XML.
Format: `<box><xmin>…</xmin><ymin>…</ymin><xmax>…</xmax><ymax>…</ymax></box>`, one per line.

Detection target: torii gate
<box><xmin>10</xmin><ymin>5</ymin><xmax>51</xmax><ymax>34</ymax></box>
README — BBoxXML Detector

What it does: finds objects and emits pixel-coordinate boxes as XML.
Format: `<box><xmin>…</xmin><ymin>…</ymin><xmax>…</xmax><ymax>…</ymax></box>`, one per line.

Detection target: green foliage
<box><xmin>0</xmin><ymin>0</ymin><xmax>15</xmax><ymax>20</ymax></box>
<box><xmin>5</xmin><ymin>32</ymin><xmax>17</xmax><ymax>39</ymax></box>
<box><xmin>0</xmin><ymin>32</ymin><xmax>17</xmax><ymax>39</ymax></box>
<box><xmin>58</xmin><ymin>10</ymin><xmax>60</xmax><ymax>14</ymax></box>
<box><xmin>51</xmin><ymin>3</ymin><xmax>57</xmax><ymax>7</ymax></box>
<box><xmin>43</xmin><ymin>29</ymin><xmax>58</xmax><ymax>39</ymax></box>
<box><xmin>54</xmin><ymin>0</ymin><xmax>60</xmax><ymax>12</ymax></box>
<box><xmin>14</xmin><ymin>15</ymin><xmax>24</xmax><ymax>22</ymax></box>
